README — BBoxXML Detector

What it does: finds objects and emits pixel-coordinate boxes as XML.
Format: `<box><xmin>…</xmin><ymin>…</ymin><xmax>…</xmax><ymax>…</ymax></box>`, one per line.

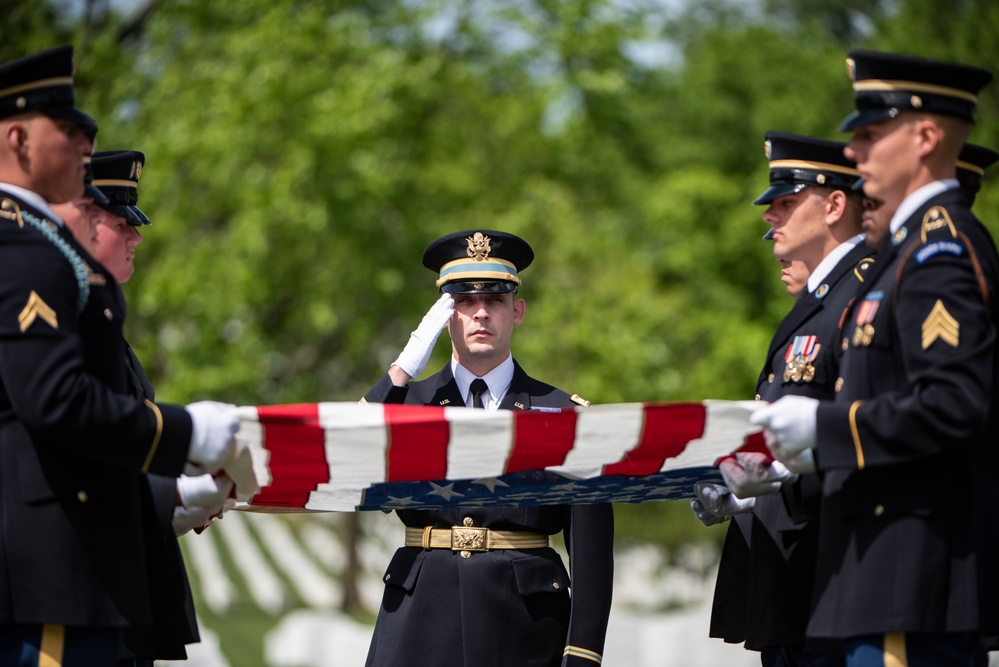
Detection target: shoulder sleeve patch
<box><xmin>914</xmin><ymin>239</ymin><xmax>965</xmax><ymax>265</ymax></box>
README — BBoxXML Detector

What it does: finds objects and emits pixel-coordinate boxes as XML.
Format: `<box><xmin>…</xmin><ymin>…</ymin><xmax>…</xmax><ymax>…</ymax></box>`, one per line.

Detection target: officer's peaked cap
<box><xmin>423</xmin><ymin>230</ymin><xmax>534</xmax><ymax>294</ymax></box>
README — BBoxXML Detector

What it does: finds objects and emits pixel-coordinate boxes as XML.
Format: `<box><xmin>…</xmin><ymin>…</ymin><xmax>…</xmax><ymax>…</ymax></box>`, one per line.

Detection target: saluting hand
<box><xmin>392</xmin><ymin>292</ymin><xmax>455</xmax><ymax>379</ymax></box>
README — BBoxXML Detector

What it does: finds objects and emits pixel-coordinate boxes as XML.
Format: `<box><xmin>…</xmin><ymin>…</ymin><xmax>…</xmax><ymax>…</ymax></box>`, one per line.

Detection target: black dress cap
<box><xmin>423</xmin><ymin>230</ymin><xmax>534</xmax><ymax>294</ymax></box>
<box><xmin>839</xmin><ymin>50</ymin><xmax>993</xmax><ymax>132</ymax></box>
<box><xmin>92</xmin><ymin>150</ymin><xmax>150</xmax><ymax>225</ymax></box>
<box><xmin>956</xmin><ymin>143</ymin><xmax>999</xmax><ymax>197</ymax></box>
<box><xmin>754</xmin><ymin>131</ymin><xmax>859</xmax><ymax>206</ymax></box>
<box><xmin>0</xmin><ymin>45</ymin><xmax>96</xmax><ymax>134</ymax></box>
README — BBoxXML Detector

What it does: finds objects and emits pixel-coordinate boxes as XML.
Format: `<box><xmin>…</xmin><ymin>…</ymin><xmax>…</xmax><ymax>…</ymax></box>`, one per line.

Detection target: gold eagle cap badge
<box><xmin>845</xmin><ymin>57</ymin><xmax>856</xmax><ymax>81</ymax></box>
<box><xmin>764</xmin><ymin>139</ymin><xmax>772</xmax><ymax>160</ymax></box>
<box><xmin>466</xmin><ymin>232</ymin><xmax>491</xmax><ymax>261</ymax></box>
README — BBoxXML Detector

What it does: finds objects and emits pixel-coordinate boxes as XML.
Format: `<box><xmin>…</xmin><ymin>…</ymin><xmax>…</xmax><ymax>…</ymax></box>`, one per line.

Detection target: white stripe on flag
<box><xmin>305</xmin><ymin>403</ymin><xmax>389</xmax><ymax>510</ymax></box>
<box><xmin>659</xmin><ymin>399</ymin><xmax>763</xmax><ymax>471</ymax></box>
<box><xmin>235</xmin><ymin>406</ymin><xmax>272</xmax><ymax>489</ymax></box>
<box><xmin>444</xmin><ymin>407</ymin><xmax>515</xmax><ymax>480</ymax></box>
<box><xmin>550</xmin><ymin>403</ymin><xmax>645</xmax><ymax>479</ymax></box>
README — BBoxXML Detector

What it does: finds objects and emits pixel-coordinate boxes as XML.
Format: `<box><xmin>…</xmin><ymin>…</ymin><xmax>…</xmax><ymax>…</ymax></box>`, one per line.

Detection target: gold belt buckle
<box><xmin>451</xmin><ymin>526</ymin><xmax>488</xmax><ymax>558</ymax></box>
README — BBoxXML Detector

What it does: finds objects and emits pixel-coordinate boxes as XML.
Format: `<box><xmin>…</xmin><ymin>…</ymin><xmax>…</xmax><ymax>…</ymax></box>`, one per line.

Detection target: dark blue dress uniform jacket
<box><xmin>121</xmin><ymin>345</ymin><xmax>200</xmax><ymax>660</ymax></box>
<box><xmin>363</xmin><ymin>360</ymin><xmax>614</xmax><ymax>667</ymax></box>
<box><xmin>0</xmin><ymin>191</ymin><xmax>192</xmax><ymax>632</ymax></box>
<box><xmin>711</xmin><ymin>241</ymin><xmax>874</xmax><ymax>651</ymax></box>
<box><xmin>811</xmin><ymin>186</ymin><xmax>999</xmax><ymax>641</ymax></box>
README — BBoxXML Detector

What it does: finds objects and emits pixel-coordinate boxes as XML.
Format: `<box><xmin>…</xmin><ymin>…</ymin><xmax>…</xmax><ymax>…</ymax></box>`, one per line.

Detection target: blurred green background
<box><xmin>7</xmin><ymin>0</ymin><xmax>999</xmax><ymax>664</ymax></box>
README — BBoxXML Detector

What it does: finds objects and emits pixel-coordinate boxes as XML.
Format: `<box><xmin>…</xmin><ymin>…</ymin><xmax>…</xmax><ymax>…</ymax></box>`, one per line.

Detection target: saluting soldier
<box><xmin>753</xmin><ymin>51</ymin><xmax>999</xmax><ymax>666</ymax></box>
<box><xmin>698</xmin><ymin>133</ymin><xmax>870</xmax><ymax>667</ymax></box>
<box><xmin>0</xmin><ymin>46</ymin><xmax>239</xmax><ymax>664</ymax></box>
<box><xmin>363</xmin><ymin>230</ymin><xmax>614</xmax><ymax>667</ymax></box>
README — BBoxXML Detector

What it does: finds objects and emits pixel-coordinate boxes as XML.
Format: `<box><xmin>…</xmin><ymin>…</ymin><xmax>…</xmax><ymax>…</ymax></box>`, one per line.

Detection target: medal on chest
<box><xmin>852</xmin><ymin>291</ymin><xmax>883</xmax><ymax>347</ymax></box>
<box><xmin>783</xmin><ymin>334</ymin><xmax>819</xmax><ymax>383</ymax></box>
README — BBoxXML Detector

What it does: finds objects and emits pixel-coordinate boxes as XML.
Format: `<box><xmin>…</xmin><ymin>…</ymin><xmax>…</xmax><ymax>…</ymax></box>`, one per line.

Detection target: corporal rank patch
<box><xmin>915</xmin><ymin>239</ymin><xmax>964</xmax><ymax>264</ymax></box>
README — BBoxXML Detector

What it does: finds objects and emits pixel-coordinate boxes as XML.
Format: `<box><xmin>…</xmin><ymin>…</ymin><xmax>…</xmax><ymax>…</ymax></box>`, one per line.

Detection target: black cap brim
<box><xmin>85</xmin><ymin>183</ymin><xmax>110</xmax><ymax>205</ymax></box>
<box><xmin>753</xmin><ymin>182</ymin><xmax>808</xmax><ymax>206</ymax></box>
<box><xmin>851</xmin><ymin>178</ymin><xmax>866</xmax><ymax>193</ymax></box>
<box><xmin>838</xmin><ymin>108</ymin><xmax>897</xmax><ymax>132</ymax></box>
<box><xmin>97</xmin><ymin>201</ymin><xmax>150</xmax><ymax>226</ymax></box>
<box><xmin>44</xmin><ymin>105</ymin><xmax>98</xmax><ymax>136</ymax></box>
<box><xmin>440</xmin><ymin>280</ymin><xmax>518</xmax><ymax>295</ymax></box>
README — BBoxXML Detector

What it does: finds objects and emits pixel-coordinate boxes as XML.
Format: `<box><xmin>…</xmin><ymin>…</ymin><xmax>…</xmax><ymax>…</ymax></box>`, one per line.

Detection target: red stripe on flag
<box><xmin>252</xmin><ymin>404</ymin><xmax>328</xmax><ymax>507</ymax></box>
<box><xmin>716</xmin><ymin>431</ymin><xmax>772</xmax><ymax>467</ymax></box>
<box><xmin>385</xmin><ymin>404</ymin><xmax>450</xmax><ymax>482</ymax></box>
<box><xmin>603</xmin><ymin>403</ymin><xmax>707</xmax><ymax>476</ymax></box>
<box><xmin>506</xmin><ymin>410</ymin><xmax>578</xmax><ymax>473</ymax></box>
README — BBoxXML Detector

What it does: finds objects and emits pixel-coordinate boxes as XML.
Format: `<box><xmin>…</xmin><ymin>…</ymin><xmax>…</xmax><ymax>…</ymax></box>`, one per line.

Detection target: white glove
<box><xmin>186</xmin><ymin>400</ymin><xmax>240</xmax><ymax>473</ymax></box>
<box><xmin>782</xmin><ymin>448</ymin><xmax>817</xmax><ymax>474</ymax></box>
<box><xmin>690</xmin><ymin>482</ymin><xmax>756</xmax><ymax>526</ymax></box>
<box><xmin>720</xmin><ymin>452</ymin><xmax>798</xmax><ymax>499</ymax></box>
<box><xmin>392</xmin><ymin>293</ymin><xmax>454</xmax><ymax>378</ymax></box>
<box><xmin>172</xmin><ymin>505</ymin><xmax>212</xmax><ymax>536</ymax></box>
<box><xmin>749</xmin><ymin>395</ymin><xmax>819</xmax><ymax>459</ymax></box>
<box><xmin>177</xmin><ymin>473</ymin><xmax>235</xmax><ymax>509</ymax></box>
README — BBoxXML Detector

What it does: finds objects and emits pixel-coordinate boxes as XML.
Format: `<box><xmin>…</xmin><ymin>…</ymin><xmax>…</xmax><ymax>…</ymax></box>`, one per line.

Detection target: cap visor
<box><xmin>97</xmin><ymin>202</ymin><xmax>150</xmax><ymax>225</ymax></box>
<box><xmin>45</xmin><ymin>105</ymin><xmax>98</xmax><ymax>136</ymax></box>
<box><xmin>851</xmin><ymin>178</ymin><xmax>866</xmax><ymax>193</ymax></box>
<box><xmin>753</xmin><ymin>182</ymin><xmax>807</xmax><ymax>206</ymax></box>
<box><xmin>838</xmin><ymin>108</ymin><xmax>896</xmax><ymax>132</ymax></box>
<box><xmin>440</xmin><ymin>280</ymin><xmax>518</xmax><ymax>295</ymax></box>
<box><xmin>84</xmin><ymin>183</ymin><xmax>110</xmax><ymax>205</ymax></box>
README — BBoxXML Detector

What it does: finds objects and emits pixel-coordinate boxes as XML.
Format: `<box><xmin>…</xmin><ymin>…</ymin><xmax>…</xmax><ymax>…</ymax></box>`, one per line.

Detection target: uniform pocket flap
<box><xmin>511</xmin><ymin>554</ymin><xmax>570</xmax><ymax>596</ymax></box>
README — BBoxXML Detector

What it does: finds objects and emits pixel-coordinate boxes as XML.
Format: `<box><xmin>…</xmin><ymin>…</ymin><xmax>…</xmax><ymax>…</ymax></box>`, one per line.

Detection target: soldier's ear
<box><xmin>2</xmin><ymin>121</ymin><xmax>26</xmax><ymax>153</ymax></box>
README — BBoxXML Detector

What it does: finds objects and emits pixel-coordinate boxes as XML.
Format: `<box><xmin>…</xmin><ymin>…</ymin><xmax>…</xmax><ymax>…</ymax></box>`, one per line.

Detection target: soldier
<box><xmin>362</xmin><ymin>230</ymin><xmax>614</xmax><ymax>667</ymax></box>
<box><xmin>699</xmin><ymin>133</ymin><xmax>871</xmax><ymax>667</ymax></box>
<box><xmin>753</xmin><ymin>51</ymin><xmax>999</xmax><ymax>666</ymax></box>
<box><xmin>90</xmin><ymin>150</ymin><xmax>235</xmax><ymax>664</ymax></box>
<box><xmin>0</xmin><ymin>46</ymin><xmax>239</xmax><ymax>664</ymax></box>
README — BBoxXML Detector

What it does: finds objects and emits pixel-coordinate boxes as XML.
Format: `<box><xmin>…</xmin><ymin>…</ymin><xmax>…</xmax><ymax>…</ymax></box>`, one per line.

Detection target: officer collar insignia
<box><xmin>466</xmin><ymin>232</ymin><xmax>492</xmax><ymax>262</ymax></box>
<box><xmin>920</xmin><ymin>206</ymin><xmax>957</xmax><ymax>242</ymax></box>
<box><xmin>892</xmin><ymin>226</ymin><xmax>908</xmax><ymax>245</ymax></box>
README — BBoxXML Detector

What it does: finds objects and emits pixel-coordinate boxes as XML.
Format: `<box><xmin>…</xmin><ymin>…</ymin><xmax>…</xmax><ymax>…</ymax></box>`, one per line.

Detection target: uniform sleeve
<box><xmin>363</xmin><ymin>373</ymin><xmax>411</xmax><ymax>404</ymax></box>
<box><xmin>0</xmin><ymin>232</ymin><xmax>191</xmax><ymax>475</ymax></box>
<box><xmin>816</xmin><ymin>234</ymin><xmax>995</xmax><ymax>470</ymax></box>
<box><xmin>561</xmin><ymin>503</ymin><xmax>614</xmax><ymax>666</ymax></box>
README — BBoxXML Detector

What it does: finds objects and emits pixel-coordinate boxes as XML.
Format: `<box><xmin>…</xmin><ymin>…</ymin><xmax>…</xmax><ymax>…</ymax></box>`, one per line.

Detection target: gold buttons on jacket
<box><xmin>104</xmin><ymin>308</ymin><xmax>113</xmax><ymax>320</ymax></box>
<box><xmin>552</xmin><ymin>582</ymin><xmax>560</xmax><ymax>590</ymax></box>
<box><xmin>767</xmin><ymin>373</ymin><xmax>775</xmax><ymax>383</ymax></box>
<box><xmin>842</xmin><ymin>338</ymin><xmax>849</xmax><ymax>351</ymax></box>
<box><xmin>77</xmin><ymin>490</ymin><xmax>88</xmax><ymax>503</ymax></box>
<box><xmin>463</xmin><ymin>516</ymin><xmax>474</xmax><ymax>527</ymax></box>
<box><xmin>835</xmin><ymin>378</ymin><xmax>844</xmax><ymax>393</ymax></box>
<box><xmin>873</xmin><ymin>504</ymin><xmax>885</xmax><ymax>517</ymax></box>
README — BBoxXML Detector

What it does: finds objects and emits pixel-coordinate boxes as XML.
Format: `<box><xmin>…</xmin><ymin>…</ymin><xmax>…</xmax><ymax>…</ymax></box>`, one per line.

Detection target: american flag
<box><xmin>234</xmin><ymin>400</ymin><xmax>768</xmax><ymax>512</ymax></box>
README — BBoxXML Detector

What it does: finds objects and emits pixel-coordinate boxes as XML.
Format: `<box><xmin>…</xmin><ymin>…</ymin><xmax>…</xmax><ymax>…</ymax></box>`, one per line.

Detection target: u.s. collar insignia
<box><xmin>815</xmin><ymin>284</ymin><xmax>829</xmax><ymax>299</ymax></box>
<box><xmin>466</xmin><ymin>232</ymin><xmax>491</xmax><ymax>261</ymax></box>
<box><xmin>764</xmin><ymin>139</ymin><xmax>772</xmax><ymax>160</ymax></box>
<box><xmin>920</xmin><ymin>206</ymin><xmax>957</xmax><ymax>242</ymax></box>
<box><xmin>438</xmin><ymin>398</ymin><xmax>451</xmax><ymax>405</ymax></box>
<box><xmin>892</xmin><ymin>226</ymin><xmax>908</xmax><ymax>245</ymax></box>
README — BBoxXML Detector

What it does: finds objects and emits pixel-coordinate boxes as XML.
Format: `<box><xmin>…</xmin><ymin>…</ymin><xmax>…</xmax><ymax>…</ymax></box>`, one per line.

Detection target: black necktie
<box><xmin>470</xmin><ymin>378</ymin><xmax>488</xmax><ymax>409</ymax></box>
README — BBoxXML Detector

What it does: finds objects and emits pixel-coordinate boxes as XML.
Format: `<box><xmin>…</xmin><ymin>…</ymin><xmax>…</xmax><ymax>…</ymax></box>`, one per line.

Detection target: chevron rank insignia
<box><xmin>18</xmin><ymin>291</ymin><xmax>58</xmax><ymax>331</ymax></box>
<box><xmin>922</xmin><ymin>300</ymin><xmax>959</xmax><ymax>349</ymax></box>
